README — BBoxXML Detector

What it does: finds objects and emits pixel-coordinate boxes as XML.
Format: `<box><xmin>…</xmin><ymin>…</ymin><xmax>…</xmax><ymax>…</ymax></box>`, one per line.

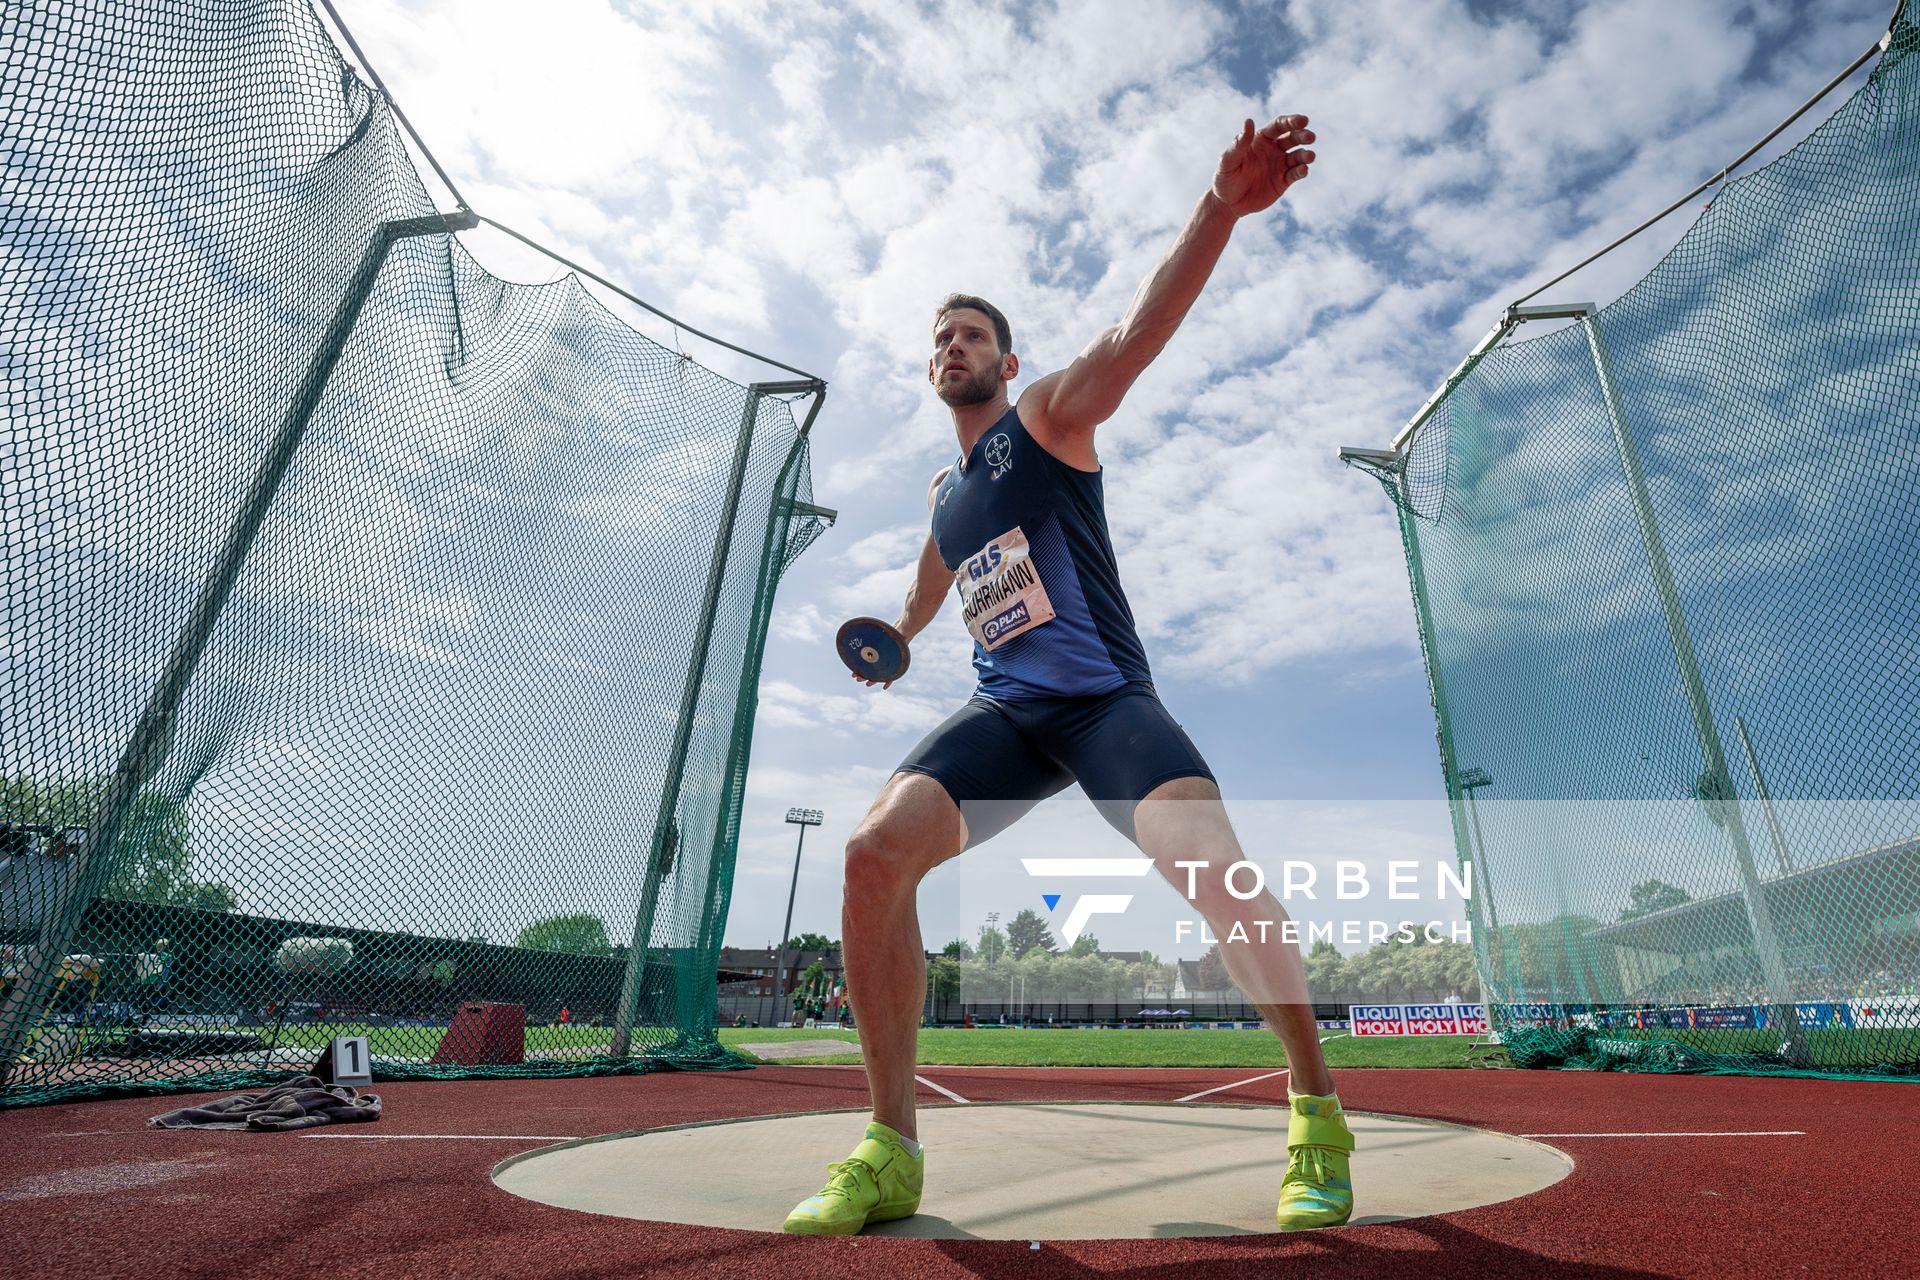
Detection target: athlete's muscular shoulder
<box><xmin>1018</xmin><ymin>376</ymin><xmax>1100</xmax><ymax>472</ymax></box>
<box><xmin>928</xmin><ymin>466</ymin><xmax>951</xmax><ymax>511</ymax></box>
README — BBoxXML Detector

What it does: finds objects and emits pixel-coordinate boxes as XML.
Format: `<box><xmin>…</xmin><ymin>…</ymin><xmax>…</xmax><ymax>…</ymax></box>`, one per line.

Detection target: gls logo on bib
<box><xmin>955</xmin><ymin>525</ymin><xmax>1055</xmax><ymax>651</ymax></box>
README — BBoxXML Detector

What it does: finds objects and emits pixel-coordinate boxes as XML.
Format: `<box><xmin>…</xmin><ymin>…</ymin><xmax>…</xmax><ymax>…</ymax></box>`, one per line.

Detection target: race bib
<box><xmin>954</xmin><ymin>526</ymin><xmax>1056</xmax><ymax>651</ymax></box>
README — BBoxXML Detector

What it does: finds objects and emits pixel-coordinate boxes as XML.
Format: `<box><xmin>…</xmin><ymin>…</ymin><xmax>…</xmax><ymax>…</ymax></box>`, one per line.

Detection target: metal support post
<box><xmin>1735</xmin><ymin>716</ymin><xmax>1796</xmax><ymax>879</ymax></box>
<box><xmin>1577</xmin><ymin>309</ymin><xmax>1806</xmax><ymax>1063</ymax></box>
<box><xmin>611</xmin><ymin>379</ymin><xmax>823</xmax><ymax>1054</ymax></box>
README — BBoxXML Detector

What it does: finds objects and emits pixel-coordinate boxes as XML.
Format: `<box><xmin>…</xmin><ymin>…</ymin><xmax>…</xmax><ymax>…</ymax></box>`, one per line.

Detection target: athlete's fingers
<box><xmin>1259</xmin><ymin>113</ymin><xmax>1308</xmax><ymax>142</ymax></box>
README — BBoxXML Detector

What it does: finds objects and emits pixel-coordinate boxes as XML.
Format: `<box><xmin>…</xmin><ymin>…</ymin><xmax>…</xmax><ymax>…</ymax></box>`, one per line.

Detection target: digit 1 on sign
<box><xmin>331</xmin><ymin>1034</ymin><xmax>373</xmax><ymax>1087</ymax></box>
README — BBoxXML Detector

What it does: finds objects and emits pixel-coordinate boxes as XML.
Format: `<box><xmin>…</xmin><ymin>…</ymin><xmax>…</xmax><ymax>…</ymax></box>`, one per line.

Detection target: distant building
<box><xmin>1175</xmin><ymin>959</ymin><xmax>1228</xmax><ymax>1000</ymax></box>
<box><xmin>715</xmin><ymin>946</ymin><xmax>841</xmax><ymax>998</ymax></box>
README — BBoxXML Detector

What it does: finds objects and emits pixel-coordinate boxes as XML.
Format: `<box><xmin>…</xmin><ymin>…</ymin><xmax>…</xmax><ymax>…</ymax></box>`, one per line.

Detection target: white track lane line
<box><xmin>302</xmin><ymin>1133</ymin><xmax>579</xmax><ymax>1140</ymax></box>
<box><xmin>915</xmin><ymin>1074</ymin><xmax>970</xmax><ymax>1104</ymax></box>
<box><xmin>1518</xmin><ymin>1130</ymin><xmax>1807</xmax><ymax>1138</ymax></box>
<box><xmin>1176</xmin><ymin>1068</ymin><xmax>1289</xmax><ymax>1103</ymax></box>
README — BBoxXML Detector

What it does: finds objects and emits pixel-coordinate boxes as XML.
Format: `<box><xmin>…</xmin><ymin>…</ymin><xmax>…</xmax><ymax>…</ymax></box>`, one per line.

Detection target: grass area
<box><xmin>716</xmin><ymin>1027</ymin><xmax>1504</xmax><ymax>1070</ymax></box>
<box><xmin>208</xmin><ymin>1022</ymin><xmax>650</xmax><ymax>1057</ymax></box>
<box><xmin>233</xmin><ymin>1021</ymin><xmax>1915</xmax><ymax>1074</ymax></box>
<box><xmin>230</xmin><ymin>1022</ymin><xmax>1500</xmax><ymax>1068</ymax></box>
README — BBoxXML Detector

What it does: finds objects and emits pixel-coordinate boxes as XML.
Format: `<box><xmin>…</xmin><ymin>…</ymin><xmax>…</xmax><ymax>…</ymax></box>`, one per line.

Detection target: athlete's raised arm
<box><xmin>1019</xmin><ymin>114</ymin><xmax>1316</xmax><ymax>450</ymax></box>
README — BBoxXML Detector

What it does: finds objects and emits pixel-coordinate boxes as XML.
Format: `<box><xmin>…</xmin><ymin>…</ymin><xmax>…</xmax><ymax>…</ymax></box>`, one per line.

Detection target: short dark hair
<box><xmin>934</xmin><ymin>293</ymin><xmax>1012</xmax><ymax>356</ymax></box>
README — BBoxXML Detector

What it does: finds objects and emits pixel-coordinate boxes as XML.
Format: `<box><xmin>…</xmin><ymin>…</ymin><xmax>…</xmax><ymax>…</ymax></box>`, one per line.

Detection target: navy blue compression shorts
<box><xmin>894</xmin><ymin>681</ymin><xmax>1215</xmax><ymax>846</ymax></box>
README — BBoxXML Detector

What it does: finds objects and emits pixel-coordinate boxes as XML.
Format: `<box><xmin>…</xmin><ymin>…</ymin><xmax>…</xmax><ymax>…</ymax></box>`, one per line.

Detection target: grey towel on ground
<box><xmin>149</xmin><ymin>1075</ymin><xmax>382</xmax><ymax>1131</ymax></box>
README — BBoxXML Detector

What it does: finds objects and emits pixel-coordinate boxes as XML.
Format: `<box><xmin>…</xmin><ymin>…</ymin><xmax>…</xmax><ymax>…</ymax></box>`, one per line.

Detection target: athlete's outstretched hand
<box><xmin>1212</xmin><ymin>114</ymin><xmax>1315</xmax><ymax>218</ymax></box>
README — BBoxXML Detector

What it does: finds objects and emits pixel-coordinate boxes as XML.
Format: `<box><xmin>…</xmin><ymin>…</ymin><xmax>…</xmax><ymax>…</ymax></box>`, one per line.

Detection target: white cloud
<box><xmin>757</xmin><ymin>678</ymin><xmax>948</xmax><ymax>738</ymax></box>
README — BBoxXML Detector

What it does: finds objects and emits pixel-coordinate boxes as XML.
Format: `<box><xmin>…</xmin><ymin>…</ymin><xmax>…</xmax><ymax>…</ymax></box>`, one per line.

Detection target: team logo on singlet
<box><xmin>955</xmin><ymin>525</ymin><xmax>1055</xmax><ymax>651</ymax></box>
<box><xmin>984</xmin><ymin>432</ymin><xmax>1013</xmax><ymax>479</ymax></box>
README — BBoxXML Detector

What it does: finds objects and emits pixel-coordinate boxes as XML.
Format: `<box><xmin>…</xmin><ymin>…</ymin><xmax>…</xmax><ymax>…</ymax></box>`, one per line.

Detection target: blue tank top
<box><xmin>929</xmin><ymin>408</ymin><xmax>1152</xmax><ymax>700</ymax></box>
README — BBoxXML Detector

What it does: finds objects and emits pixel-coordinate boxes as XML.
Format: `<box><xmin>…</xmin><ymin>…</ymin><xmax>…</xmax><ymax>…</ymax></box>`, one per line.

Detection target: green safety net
<box><xmin>1358</xmin><ymin>17</ymin><xmax>1920</xmax><ymax>1078</ymax></box>
<box><xmin>1</xmin><ymin>0</ymin><xmax>830</xmax><ymax>1107</ymax></box>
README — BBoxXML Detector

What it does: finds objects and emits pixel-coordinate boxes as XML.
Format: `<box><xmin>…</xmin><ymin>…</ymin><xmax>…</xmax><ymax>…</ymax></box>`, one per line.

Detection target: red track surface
<box><xmin>3</xmin><ymin>1066</ymin><xmax>1914</xmax><ymax>1278</ymax></box>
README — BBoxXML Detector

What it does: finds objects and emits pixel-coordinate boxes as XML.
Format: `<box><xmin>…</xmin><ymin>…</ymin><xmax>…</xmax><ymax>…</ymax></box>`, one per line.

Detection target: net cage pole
<box><xmin>1734</xmin><ymin>715</ymin><xmax>1797</xmax><ymax>879</ymax></box>
<box><xmin>1392</xmin><ymin>499</ymin><xmax>1504</xmax><ymax>985</ymax></box>
<box><xmin>1459</xmin><ymin>776</ymin><xmax>1500</xmax><ymax>934</ymax></box>
<box><xmin>0</xmin><ymin>210</ymin><xmax>477</xmax><ymax>1083</ymax></box>
<box><xmin>609</xmin><ymin>378</ymin><xmax>826</xmax><ymax>1058</ymax></box>
<box><xmin>690</xmin><ymin>412</ymin><xmax>835</xmax><ymax>1041</ymax></box>
<box><xmin>1574</xmin><ymin>306</ymin><xmax>1807</xmax><ymax>1063</ymax></box>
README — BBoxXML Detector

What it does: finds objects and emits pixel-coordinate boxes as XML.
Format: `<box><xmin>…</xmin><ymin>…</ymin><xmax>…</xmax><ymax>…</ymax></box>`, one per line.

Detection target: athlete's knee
<box><xmin>843</xmin><ymin>822</ymin><xmax>924</xmax><ymax>903</ymax></box>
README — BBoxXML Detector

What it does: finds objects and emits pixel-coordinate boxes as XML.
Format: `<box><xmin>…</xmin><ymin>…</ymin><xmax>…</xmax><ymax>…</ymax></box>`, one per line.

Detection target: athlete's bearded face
<box><xmin>930</xmin><ymin>308</ymin><xmax>1012</xmax><ymax>407</ymax></box>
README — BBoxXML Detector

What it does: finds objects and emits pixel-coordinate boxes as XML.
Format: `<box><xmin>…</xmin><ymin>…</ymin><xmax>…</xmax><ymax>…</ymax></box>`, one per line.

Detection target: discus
<box><xmin>836</xmin><ymin>616</ymin><xmax>911</xmax><ymax>684</ymax></box>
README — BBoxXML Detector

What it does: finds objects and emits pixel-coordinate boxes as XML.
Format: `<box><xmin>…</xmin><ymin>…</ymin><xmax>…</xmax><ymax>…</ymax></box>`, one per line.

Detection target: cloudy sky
<box><xmin>326</xmin><ymin>0</ymin><xmax>1895</xmax><ymax>955</ymax></box>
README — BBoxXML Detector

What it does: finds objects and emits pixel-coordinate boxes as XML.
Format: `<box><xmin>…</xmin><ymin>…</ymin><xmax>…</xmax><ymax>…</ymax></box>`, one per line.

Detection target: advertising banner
<box><xmin>1349</xmin><ymin>1004</ymin><xmax>1408</xmax><ymax>1036</ymax></box>
<box><xmin>1349</xmin><ymin>1003</ymin><xmax>1489</xmax><ymax>1036</ymax></box>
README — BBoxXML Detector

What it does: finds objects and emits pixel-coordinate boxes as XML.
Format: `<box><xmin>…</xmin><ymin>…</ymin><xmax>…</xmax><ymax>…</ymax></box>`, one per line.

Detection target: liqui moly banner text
<box><xmin>1349</xmin><ymin>1003</ymin><xmax>1490</xmax><ymax>1036</ymax></box>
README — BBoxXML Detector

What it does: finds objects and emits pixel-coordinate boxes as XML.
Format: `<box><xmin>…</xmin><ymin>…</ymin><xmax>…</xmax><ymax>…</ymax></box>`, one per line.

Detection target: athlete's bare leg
<box><xmin>841</xmin><ymin>771</ymin><xmax>968</xmax><ymax>1140</ymax></box>
<box><xmin>1132</xmin><ymin>775</ymin><xmax>1336</xmax><ymax>1096</ymax></box>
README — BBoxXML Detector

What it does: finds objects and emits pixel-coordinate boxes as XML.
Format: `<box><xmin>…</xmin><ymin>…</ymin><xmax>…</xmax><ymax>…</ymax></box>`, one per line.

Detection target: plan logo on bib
<box><xmin>955</xmin><ymin>526</ymin><xmax>1056</xmax><ymax>651</ymax></box>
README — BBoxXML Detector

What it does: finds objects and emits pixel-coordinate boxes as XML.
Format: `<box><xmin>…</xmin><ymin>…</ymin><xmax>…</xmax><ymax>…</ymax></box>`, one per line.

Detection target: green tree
<box><xmin>1130</xmin><ymin>954</ymin><xmax>1178</xmax><ymax>998</ymax></box>
<box><xmin>515</xmin><ymin>913</ymin><xmax>613</xmax><ymax>956</ymax></box>
<box><xmin>1618</xmin><ymin>879</ymin><xmax>1692</xmax><ymax>922</ymax></box>
<box><xmin>1006</xmin><ymin>908</ymin><xmax>1056</xmax><ymax>957</ymax></box>
<box><xmin>416</xmin><ymin>958</ymin><xmax>457</xmax><ymax>987</ymax></box>
<box><xmin>1498</xmin><ymin>912</ymin><xmax>1605</xmax><ymax>999</ymax></box>
<box><xmin>3</xmin><ymin>774</ymin><xmax>239</xmax><ymax>910</ymax></box>
<box><xmin>1304</xmin><ymin>940</ymin><xmax>1346</xmax><ymax>999</ymax></box>
<box><xmin>976</xmin><ymin>922</ymin><xmax>1008</xmax><ymax>964</ymax></box>
<box><xmin>1407</xmin><ymin>938</ymin><xmax>1453</xmax><ymax>994</ymax></box>
<box><xmin>1066</xmin><ymin>932</ymin><xmax>1099</xmax><ymax>958</ymax></box>
<box><xmin>1443</xmin><ymin>941</ymin><xmax>1482</xmax><ymax>999</ymax></box>
<box><xmin>1052</xmin><ymin>951</ymin><xmax>1109</xmax><ymax>999</ymax></box>
<box><xmin>941</xmin><ymin>938</ymin><xmax>969</xmax><ymax>959</ymax></box>
<box><xmin>928</xmin><ymin>956</ymin><xmax>962</xmax><ymax>1001</ymax></box>
<box><xmin>783</xmin><ymin>932</ymin><xmax>836</xmax><ymax>952</ymax></box>
<box><xmin>1345</xmin><ymin>938</ymin><xmax>1403</xmax><ymax>1001</ymax></box>
<box><xmin>1197</xmin><ymin>943</ymin><xmax>1233</xmax><ymax>993</ymax></box>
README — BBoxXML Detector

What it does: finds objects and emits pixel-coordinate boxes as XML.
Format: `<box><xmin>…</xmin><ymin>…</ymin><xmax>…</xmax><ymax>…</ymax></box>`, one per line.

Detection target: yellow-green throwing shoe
<box><xmin>1275</xmin><ymin>1092</ymin><xmax>1354</xmax><ymax>1230</ymax></box>
<box><xmin>782</xmin><ymin>1119</ymin><xmax>924</xmax><ymax>1235</ymax></box>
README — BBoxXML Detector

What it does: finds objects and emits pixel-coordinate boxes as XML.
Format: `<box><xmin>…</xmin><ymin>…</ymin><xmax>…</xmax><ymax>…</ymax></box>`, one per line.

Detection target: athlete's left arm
<box><xmin>1020</xmin><ymin>115</ymin><xmax>1316</xmax><ymax>446</ymax></box>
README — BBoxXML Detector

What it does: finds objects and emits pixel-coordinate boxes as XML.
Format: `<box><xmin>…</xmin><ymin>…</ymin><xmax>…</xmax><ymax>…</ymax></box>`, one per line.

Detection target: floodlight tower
<box><xmin>777</xmin><ymin>808</ymin><xmax>824</xmax><ymax>1011</ymax></box>
<box><xmin>1458</xmin><ymin>768</ymin><xmax>1501</xmax><ymax>936</ymax></box>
